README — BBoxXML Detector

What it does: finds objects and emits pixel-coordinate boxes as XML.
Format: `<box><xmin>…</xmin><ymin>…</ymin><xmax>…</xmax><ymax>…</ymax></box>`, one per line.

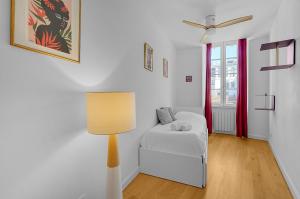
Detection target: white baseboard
<box><xmin>122</xmin><ymin>167</ymin><xmax>140</xmax><ymax>190</ymax></box>
<box><xmin>214</xmin><ymin>132</ymin><xmax>269</xmax><ymax>141</ymax></box>
<box><xmin>269</xmin><ymin>141</ymin><xmax>300</xmax><ymax>199</ymax></box>
<box><xmin>248</xmin><ymin>133</ymin><xmax>269</xmax><ymax>141</ymax></box>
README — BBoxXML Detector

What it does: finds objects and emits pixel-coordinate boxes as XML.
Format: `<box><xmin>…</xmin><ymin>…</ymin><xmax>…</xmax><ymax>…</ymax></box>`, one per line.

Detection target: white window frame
<box><xmin>211</xmin><ymin>40</ymin><xmax>238</xmax><ymax>108</ymax></box>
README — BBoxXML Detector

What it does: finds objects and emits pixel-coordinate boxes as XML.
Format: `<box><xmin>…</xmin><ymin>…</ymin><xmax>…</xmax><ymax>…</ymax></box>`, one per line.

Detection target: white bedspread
<box><xmin>140</xmin><ymin>112</ymin><xmax>208</xmax><ymax>158</ymax></box>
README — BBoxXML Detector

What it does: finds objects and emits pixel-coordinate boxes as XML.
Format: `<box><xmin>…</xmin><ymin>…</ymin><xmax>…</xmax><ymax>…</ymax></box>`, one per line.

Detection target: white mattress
<box><xmin>140</xmin><ymin>112</ymin><xmax>208</xmax><ymax>158</ymax></box>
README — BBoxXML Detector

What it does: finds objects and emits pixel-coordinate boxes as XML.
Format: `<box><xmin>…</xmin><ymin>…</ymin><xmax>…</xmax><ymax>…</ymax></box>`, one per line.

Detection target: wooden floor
<box><xmin>123</xmin><ymin>134</ymin><xmax>293</xmax><ymax>199</ymax></box>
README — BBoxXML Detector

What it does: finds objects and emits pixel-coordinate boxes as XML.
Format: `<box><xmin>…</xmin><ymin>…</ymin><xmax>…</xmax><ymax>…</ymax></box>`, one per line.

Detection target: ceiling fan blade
<box><xmin>183</xmin><ymin>20</ymin><xmax>208</xmax><ymax>30</ymax></box>
<box><xmin>215</xmin><ymin>15</ymin><xmax>253</xmax><ymax>28</ymax></box>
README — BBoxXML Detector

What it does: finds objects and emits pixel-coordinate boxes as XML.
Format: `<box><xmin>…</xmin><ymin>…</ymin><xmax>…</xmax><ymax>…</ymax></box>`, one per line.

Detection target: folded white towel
<box><xmin>170</xmin><ymin>123</ymin><xmax>178</xmax><ymax>131</ymax></box>
<box><xmin>170</xmin><ymin>122</ymin><xmax>192</xmax><ymax>131</ymax></box>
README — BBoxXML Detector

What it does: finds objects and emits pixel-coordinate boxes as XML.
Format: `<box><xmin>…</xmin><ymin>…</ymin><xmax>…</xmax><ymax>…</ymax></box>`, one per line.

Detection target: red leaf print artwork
<box><xmin>43</xmin><ymin>0</ymin><xmax>55</xmax><ymax>11</ymax></box>
<box><xmin>28</xmin><ymin>0</ymin><xmax>72</xmax><ymax>54</ymax></box>
<box><xmin>28</xmin><ymin>15</ymin><xmax>35</xmax><ymax>26</ymax></box>
<box><xmin>61</xmin><ymin>6</ymin><xmax>68</xmax><ymax>13</ymax></box>
<box><xmin>36</xmin><ymin>31</ymin><xmax>61</xmax><ymax>51</ymax></box>
<box><xmin>32</xmin><ymin>3</ymin><xmax>46</xmax><ymax>18</ymax></box>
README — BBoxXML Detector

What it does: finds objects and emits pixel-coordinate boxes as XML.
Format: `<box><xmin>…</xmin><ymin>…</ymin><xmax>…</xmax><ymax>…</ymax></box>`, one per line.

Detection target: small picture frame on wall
<box><xmin>186</xmin><ymin>76</ymin><xmax>192</xmax><ymax>82</ymax></box>
<box><xmin>144</xmin><ymin>42</ymin><xmax>153</xmax><ymax>71</ymax></box>
<box><xmin>163</xmin><ymin>58</ymin><xmax>168</xmax><ymax>78</ymax></box>
<box><xmin>10</xmin><ymin>0</ymin><xmax>81</xmax><ymax>63</ymax></box>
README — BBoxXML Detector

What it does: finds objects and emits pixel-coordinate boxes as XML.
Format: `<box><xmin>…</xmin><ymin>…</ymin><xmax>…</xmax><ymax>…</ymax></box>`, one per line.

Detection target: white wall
<box><xmin>174</xmin><ymin>48</ymin><xmax>202</xmax><ymax>110</ymax></box>
<box><xmin>269</xmin><ymin>0</ymin><xmax>300</xmax><ymax>198</ymax></box>
<box><xmin>0</xmin><ymin>0</ymin><xmax>176</xmax><ymax>199</ymax></box>
<box><xmin>248</xmin><ymin>36</ymin><xmax>270</xmax><ymax>140</ymax></box>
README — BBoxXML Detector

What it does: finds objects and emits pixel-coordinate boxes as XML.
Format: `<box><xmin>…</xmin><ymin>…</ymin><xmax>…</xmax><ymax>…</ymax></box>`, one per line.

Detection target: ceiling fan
<box><xmin>183</xmin><ymin>15</ymin><xmax>253</xmax><ymax>43</ymax></box>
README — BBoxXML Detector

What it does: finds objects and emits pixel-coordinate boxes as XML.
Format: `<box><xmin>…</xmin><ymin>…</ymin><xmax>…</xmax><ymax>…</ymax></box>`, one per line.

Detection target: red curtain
<box><xmin>236</xmin><ymin>39</ymin><xmax>248</xmax><ymax>138</ymax></box>
<box><xmin>205</xmin><ymin>43</ymin><xmax>213</xmax><ymax>134</ymax></box>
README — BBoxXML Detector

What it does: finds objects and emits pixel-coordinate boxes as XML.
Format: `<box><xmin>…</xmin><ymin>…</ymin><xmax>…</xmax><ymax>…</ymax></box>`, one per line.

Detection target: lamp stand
<box><xmin>106</xmin><ymin>134</ymin><xmax>122</xmax><ymax>199</ymax></box>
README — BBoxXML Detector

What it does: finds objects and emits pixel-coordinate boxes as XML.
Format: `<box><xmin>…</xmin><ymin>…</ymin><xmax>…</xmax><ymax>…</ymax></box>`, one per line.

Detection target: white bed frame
<box><xmin>139</xmin><ymin>148</ymin><xmax>207</xmax><ymax>188</ymax></box>
<box><xmin>139</xmin><ymin>109</ymin><xmax>207</xmax><ymax>188</ymax></box>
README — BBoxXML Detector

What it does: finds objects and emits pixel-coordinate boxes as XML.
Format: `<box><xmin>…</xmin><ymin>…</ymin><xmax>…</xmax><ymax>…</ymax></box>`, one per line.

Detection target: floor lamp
<box><xmin>86</xmin><ymin>92</ymin><xmax>136</xmax><ymax>199</ymax></box>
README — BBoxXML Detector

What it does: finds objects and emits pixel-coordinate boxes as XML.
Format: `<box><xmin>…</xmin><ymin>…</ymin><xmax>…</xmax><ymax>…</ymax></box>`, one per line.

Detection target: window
<box><xmin>211</xmin><ymin>41</ymin><xmax>238</xmax><ymax>106</ymax></box>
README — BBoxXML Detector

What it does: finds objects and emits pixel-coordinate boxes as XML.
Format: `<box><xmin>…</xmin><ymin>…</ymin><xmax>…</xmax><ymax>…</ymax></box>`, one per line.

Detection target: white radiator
<box><xmin>212</xmin><ymin>108</ymin><xmax>236</xmax><ymax>133</ymax></box>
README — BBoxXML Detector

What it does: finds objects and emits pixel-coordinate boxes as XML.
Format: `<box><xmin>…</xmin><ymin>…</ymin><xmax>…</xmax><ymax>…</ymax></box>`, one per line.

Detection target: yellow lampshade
<box><xmin>86</xmin><ymin>92</ymin><xmax>136</xmax><ymax>135</ymax></box>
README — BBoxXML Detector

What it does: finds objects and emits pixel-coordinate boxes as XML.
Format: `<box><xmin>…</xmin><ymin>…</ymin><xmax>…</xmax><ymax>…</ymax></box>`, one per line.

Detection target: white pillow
<box><xmin>161</xmin><ymin>107</ymin><xmax>176</xmax><ymax>121</ymax></box>
<box><xmin>156</xmin><ymin>109</ymin><xmax>173</xmax><ymax>125</ymax></box>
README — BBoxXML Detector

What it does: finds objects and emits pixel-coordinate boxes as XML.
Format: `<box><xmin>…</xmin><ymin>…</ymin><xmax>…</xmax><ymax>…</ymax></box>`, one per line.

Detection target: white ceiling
<box><xmin>143</xmin><ymin>0</ymin><xmax>283</xmax><ymax>48</ymax></box>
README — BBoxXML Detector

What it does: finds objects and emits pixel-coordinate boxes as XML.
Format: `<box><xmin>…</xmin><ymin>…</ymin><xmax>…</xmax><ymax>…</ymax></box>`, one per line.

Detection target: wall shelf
<box><xmin>260</xmin><ymin>39</ymin><xmax>296</xmax><ymax>71</ymax></box>
<box><xmin>260</xmin><ymin>64</ymin><xmax>294</xmax><ymax>71</ymax></box>
<box><xmin>255</xmin><ymin>108</ymin><xmax>275</xmax><ymax>111</ymax></box>
<box><xmin>255</xmin><ymin>94</ymin><xmax>275</xmax><ymax>111</ymax></box>
<box><xmin>260</xmin><ymin>39</ymin><xmax>295</xmax><ymax>51</ymax></box>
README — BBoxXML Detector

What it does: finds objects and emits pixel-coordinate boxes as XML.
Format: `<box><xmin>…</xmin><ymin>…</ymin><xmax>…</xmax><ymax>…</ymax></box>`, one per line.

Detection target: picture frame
<box><xmin>163</xmin><ymin>58</ymin><xmax>168</xmax><ymax>78</ymax></box>
<box><xmin>186</xmin><ymin>76</ymin><xmax>192</xmax><ymax>82</ymax></box>
<box><xmin>144</xmin><ymin>42</ymin><xmax>153</xmax><ymax>71</ymax></box>
<box><xmin>10</xmin><ymin>0</ymin><xmax>81</xmax><ymax>63</ymax></box>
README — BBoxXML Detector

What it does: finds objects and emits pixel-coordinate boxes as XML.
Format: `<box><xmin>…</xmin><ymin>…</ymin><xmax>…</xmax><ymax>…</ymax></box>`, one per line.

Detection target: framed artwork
<box><xmin>163</xmin><ymin>58</ymin><xmax>168</xmax><ymax>78</ymax></box>
<box><xmin>10</xmin><ymin>0</ymin><xmax>81</xmax><ymax>63</ymax></box>
<box><xmin>186</xmin><ymin>76</ymin><xmax>192</xmax><ymax>82</ymax></box>
<box><xmin>144</xmin><ymin>42</ymin><xmax>153</xmax><ymax>71</ymax></box>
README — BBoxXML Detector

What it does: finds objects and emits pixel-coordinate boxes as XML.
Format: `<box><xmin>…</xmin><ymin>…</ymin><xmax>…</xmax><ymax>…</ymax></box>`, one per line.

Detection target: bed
<box><xmin>139</xmin><ymin>111</ymin><xmax>208</xmax><ymax>188</ymax></box>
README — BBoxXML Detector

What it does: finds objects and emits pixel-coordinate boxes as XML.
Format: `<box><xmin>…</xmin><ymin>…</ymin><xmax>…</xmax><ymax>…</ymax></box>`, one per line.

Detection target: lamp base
<box><xmin>106</xmin><ymin>166</ymin><xmax>122</xmax><ymax>199</ymax></box>
<box><xmin>106</xmin><ymin>134</ymin><xmax>122</xmax><ymax>199</ymax></box>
